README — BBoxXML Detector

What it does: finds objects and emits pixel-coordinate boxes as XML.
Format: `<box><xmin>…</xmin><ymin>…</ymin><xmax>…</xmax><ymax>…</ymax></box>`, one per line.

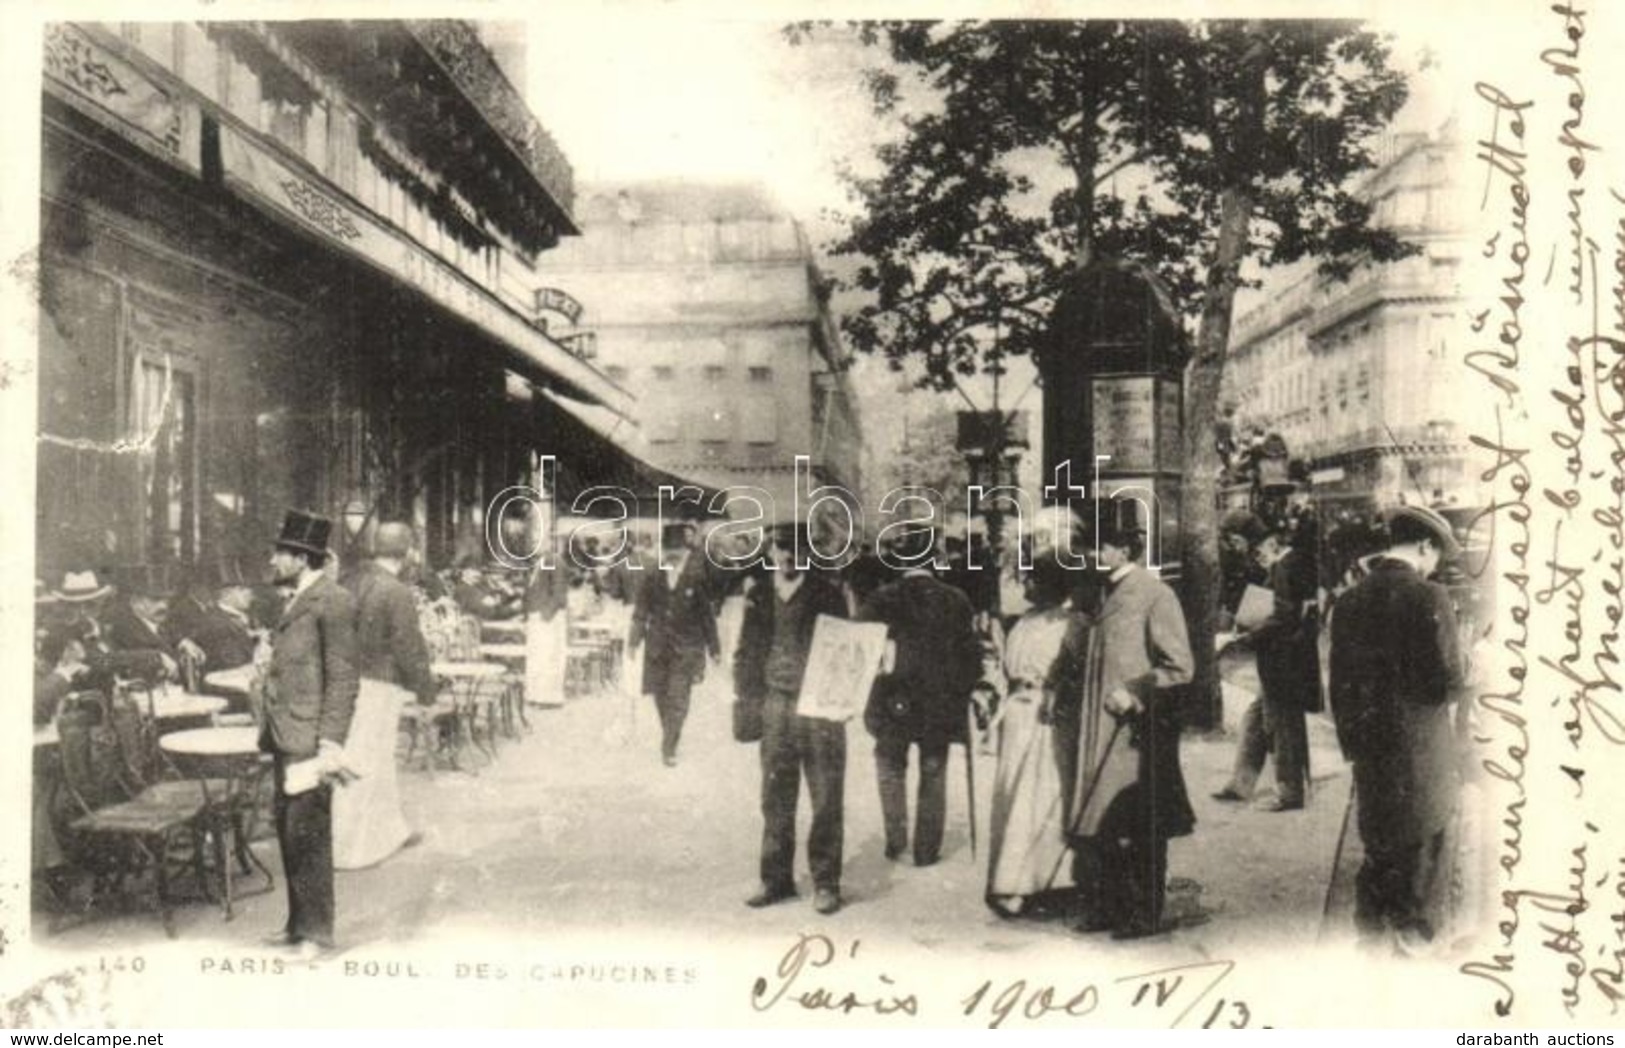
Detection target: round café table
<box><xmin>202</xmin><ymin>666</ymin><xmax>257</xmax><ymax>699</ymax></box>
<box><xmin>429</xmin><ymin>661</ymin><xmax>507</xmax><ymax>769</ymax></box>
<box><xmin>149</xmin><ymin>691</ymin><xmax>228</xmax><ymax>724</ymax></box>
<box><xmin>159</xmin><ymin>727</ymin><xmax>272</xmax><ymax>919</ymax></box>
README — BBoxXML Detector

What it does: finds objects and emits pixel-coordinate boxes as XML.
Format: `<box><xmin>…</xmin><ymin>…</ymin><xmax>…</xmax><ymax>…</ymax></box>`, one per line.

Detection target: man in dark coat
<box><xmin>1213</xmin><ymin>519</ymin><xmax>1321</xmax><ymax>810</ymax></box>
<box><xmin>351</xmin><ymin>523</ymin><xmax>436</xmax><ymax>705</ymax></box>
<box><xmin>858</xmin><ymin>528</ymin><xmax>982</xmax><ymax>866</ymax></box>
<box><xmin>174</xmin><ymin>563</ymin><xmax>261</xmax><ymax>674</ymax></box>
<box><xmin>260</xmin><ymin>510</ymin><xmax>359</xmax><ymax>960</ymax></box>
<box><xmin>1329</xmin><ymin>504</ymin><xmax>1466</xmax><ymax>949</ymax></box>
<box><xmin>735</xmin><ymin>524</ymin><xmax>851</xmax><ymax>915</ymax></box>
<box><xmin>104</xmin><ymin>571</ymin><xmax>193</xmax><ymax>683</ymax></box>
<box><xmin>1066</xmin><ymin>518</ymin><xmax>1194</xmax><ymax>939</ymax></box>
<box><xmin>629</xmin><ymin>519</ymin><xmax>720</xmax><ymax>766</ymax></box>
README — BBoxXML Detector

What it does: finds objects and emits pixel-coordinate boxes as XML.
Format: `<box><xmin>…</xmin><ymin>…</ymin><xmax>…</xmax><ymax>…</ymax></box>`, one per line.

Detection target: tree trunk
<box><xmin>1181</xmin><ymin>184</ymin><xmax>1253</xmax><ymax>731</ymax></box>
<box><xmin>1179</xmin><ymin>23</ymin><xmax>1267</xmax><ymax>733</ymax></box>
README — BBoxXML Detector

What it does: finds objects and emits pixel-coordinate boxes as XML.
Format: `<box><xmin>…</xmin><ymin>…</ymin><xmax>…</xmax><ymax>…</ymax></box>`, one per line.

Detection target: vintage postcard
<box><xmin>1</xmin><ymin>0</ymin><xmax>1622</xmax><ymax>1031</ymax></box>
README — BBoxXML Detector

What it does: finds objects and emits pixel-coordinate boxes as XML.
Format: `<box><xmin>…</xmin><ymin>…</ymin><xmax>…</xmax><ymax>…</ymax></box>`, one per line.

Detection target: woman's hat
<box><xmin>274</xmin><ymin>509</ymin><xmax>333</xmax><ymax>558</ymax></box>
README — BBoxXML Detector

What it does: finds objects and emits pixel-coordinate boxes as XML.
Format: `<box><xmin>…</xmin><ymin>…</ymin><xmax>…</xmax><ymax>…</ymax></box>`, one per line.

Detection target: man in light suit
<box><xmin>629</xmin><ymin>518</ymin><xmax>719</xmax><ymax>766</ymax></box>
<box><xmin>260</xmin><ymin>510</ymin><xmax>359</xmax><ymax>960</ymax></box>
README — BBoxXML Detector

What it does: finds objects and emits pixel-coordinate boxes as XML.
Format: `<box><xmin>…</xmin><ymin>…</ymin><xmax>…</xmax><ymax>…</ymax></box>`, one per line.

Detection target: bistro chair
<box><xmin>50</xmin><ymin>692</ymin><xmax>208</xmax><ymax>938</ymax></box>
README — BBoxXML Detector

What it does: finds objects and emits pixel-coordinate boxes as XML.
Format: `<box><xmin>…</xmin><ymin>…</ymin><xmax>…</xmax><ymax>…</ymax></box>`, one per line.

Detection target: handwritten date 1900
<box><xmin>750</xmin><ymin>935</ymin><xmax>1262</xmax><ymax>1029</ymax></box>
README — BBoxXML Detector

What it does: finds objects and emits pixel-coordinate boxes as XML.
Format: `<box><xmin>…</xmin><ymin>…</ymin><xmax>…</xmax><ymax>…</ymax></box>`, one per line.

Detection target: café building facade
<box><xmin>37</xmin><ymin>20</ymin><xmax>639</xmax><ymax>579</ymax></box>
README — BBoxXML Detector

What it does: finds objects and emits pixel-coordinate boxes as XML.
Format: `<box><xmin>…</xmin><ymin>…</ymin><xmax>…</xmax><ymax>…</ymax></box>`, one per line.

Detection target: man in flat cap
<box><xmin>261</xmin><ymin>509</ymin><xmax>359</xmax><ymax>959</ymax></box>
<box><xmin>734</xmin><ymin>523</ymin><xmax>851</xmax><ymax>915</ymax></box>
<box><xmin>629</xmin><ymin>515</ymin><xmax>719</xmax><ymax>766</ymax></box>
<box><xmin>1328</xmin><ymin>503</ymin><xmax>1467</xmax><ymax>951</ymax></box>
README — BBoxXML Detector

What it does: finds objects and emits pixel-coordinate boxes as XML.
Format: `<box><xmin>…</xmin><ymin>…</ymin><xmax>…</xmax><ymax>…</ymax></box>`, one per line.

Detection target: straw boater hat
<box><xmin>274</xmin><ymin>509</ymin><xmax>333</xmax><ymax>559</ymax></box>
<box><xmin>52</xmin><ymin>570</ymin><xmax>112</xmax><ymax>603</ymax></box>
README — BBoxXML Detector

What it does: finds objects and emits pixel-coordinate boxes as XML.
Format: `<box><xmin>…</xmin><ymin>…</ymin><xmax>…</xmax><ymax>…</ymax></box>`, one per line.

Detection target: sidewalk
<box><xmin>35</xmin><ymin>647</ymin><xmax>1353</xmax><ymax>959</ymax></box>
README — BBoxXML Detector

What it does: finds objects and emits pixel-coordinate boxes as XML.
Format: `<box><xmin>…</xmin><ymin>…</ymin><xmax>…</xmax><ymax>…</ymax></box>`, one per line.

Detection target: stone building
<box><xmin>535</xmin><ymin>182</ymin><xmax>864</xmax><ymax>521</ymax></box>
<box><xmin>1225</xmin><ymin>121</ymin><xmax>1479</xmax><ymax>518</ymax></box>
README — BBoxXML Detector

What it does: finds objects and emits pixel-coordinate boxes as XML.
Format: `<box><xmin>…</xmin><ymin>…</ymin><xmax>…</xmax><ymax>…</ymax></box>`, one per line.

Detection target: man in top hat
<box><xmin>261</xmin><ymin>509</ymin><xmax>359</xmax><ymax>960</ymax></box>
<box><xmin>629</xmin><ymin>514</ymin><xmax>719</xmax><ymax>766</ymax></box>
<box><xmin>173</xmin><ymin>561</ymin><xmax>261</xmax><ymax>673</ymax></box>
<box><xmin>1328</xmin><ymin>503</ymin><xmax>1467</xmax><ymax>950</ymax></box>
<box><xmin>858</xmin><ymin>525</ymin><xmax>982</xmax><ymax>867</ymax></box>
<box><xmin>1066</xmin><ymin>516</ymin><xmax>1195</xmax><ymax>940</ymax></box>
<box><xmin>735</xmin><ymin>522</ymin><xmax>851</xmax><ymax>915</ymax></box>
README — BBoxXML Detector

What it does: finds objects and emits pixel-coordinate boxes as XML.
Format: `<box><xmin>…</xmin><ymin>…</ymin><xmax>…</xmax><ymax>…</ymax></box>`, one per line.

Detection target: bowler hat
<box><xmin>769</xmin><ymin>522</ymin><xmax>810</xmax><ymax>550</ymax></box>
<box><xmin>1383</xmin><ymin>504</ymin><xmax>1462</xmax><ymax>558</ymax></box>
<box><xmin>373</xmin><ymin>521</ymin><xmax>415</xmax><ymax>559</ymax></box>
<box><xmin>1221</xmin><ymin>511</ymin><xmax>1268</xmax><ymax>546</ymax></box>
<box><xmin>275</xmin><ymin>509</ymin><xmax>333</xmax><ymax>559</ymax></box>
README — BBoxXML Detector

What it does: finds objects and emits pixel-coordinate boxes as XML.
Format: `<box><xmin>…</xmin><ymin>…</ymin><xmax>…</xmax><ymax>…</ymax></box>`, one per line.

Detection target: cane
<box><xmin>1319</xmin><ymin>771</ymin><xmax>1357</xmax><ymax>943</ymax></box>
<box><xmin>964</xmin><ymin>708</ymin><xmax>979</xmax><ymax>862</ymax></box>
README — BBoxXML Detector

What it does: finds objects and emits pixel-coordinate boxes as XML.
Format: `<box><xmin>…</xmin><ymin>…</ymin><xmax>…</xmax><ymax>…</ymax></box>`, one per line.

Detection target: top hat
<box><xmin>274</xmin><ymin>509</ymin><xmax>333</xmax><ymax>559</ymax></box>
<box><xmin>205</xmin><ymin>558</ymin><xmax>253</xmax><ymax>590</ymax></box>
<box><xmin>1383</xmin><ymin>504</ymin><xmax>1462</xmax><ymax>558</ymax></box>
<box><xmin>1096</xmin><ymin>517</ymin><xmax>1147</xmax><ymax>551</ymax></box>
<box><xmin>116</xmin><ymin>564</ymin><xmax>178</xmax><ymax>600</ymax></box>
<box><xmin>52</xmin><ymin>570</ymin><xmax>113</xmax><ymax>603</ymax></box>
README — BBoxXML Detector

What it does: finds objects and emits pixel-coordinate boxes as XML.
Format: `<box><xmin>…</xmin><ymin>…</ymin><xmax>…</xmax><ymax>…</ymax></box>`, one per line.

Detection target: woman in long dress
<box><xmin>985</xmin><ymin>557</ymin><xmax>1089</xmax><ymax>917</ymax></box>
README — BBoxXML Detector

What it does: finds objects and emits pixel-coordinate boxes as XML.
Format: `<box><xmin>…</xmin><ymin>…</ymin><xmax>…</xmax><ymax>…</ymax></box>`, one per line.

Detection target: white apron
<box><xmin>333</xmin><ymin>679</ymin><xmax>413</xmax><ymax>870</ymax></box>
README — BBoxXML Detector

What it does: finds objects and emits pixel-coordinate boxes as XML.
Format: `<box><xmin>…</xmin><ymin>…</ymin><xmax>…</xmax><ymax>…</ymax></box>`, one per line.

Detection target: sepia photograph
<box><xmin>2</xmin><ymin>0</ymin><xmax>1622</xmax><ymax>1031</ymax></box>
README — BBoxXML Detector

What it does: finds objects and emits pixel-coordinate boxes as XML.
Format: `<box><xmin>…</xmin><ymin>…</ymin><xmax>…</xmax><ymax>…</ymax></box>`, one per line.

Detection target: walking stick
<box><xmin>1319</xmin><ymin>769</ymin><xmax>1357</xmax><ymax>943</ymax></box>
<box><xmin>964</xmin><ymin>706</ymin><xmax>979</xmax><ymax>861</ymax></box>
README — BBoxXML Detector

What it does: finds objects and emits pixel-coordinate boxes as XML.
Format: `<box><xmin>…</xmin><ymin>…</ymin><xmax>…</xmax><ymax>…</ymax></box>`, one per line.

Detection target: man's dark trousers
<box><xmin>759</xmin><ymin>689</ymin><xmax>845</xmax><ymax>892</ymax></box>
<box><xmin>874</xmin><ymin>733</ymin><xmax>950</xmax><ymax>864</ymax></box>
<box><xmin>274</xmin><ymin>760</ymin><xmax>335</xmax><ymax>945</ymax></box>
<box><xmin>649</xmin><ymin>655</ymin><xmax>696</xmax><ymax>761</ymax></box>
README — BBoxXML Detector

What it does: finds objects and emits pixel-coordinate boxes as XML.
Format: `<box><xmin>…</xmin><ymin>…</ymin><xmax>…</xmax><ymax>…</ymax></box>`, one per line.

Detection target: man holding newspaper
<box><xmin>258</xmin><ymin>509</ymin><xmax>360</xmax><ymax>961</ymax></box>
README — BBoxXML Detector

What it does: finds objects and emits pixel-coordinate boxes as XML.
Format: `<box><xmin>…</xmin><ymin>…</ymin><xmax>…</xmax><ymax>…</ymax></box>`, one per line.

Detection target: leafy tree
<box><xmin>799</xmin><ymin>19</ymin><xmax>1413</xmax><ymax>724</ymax></box>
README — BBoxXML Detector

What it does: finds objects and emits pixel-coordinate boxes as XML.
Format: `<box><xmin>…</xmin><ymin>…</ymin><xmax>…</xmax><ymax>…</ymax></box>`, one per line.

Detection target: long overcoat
<box><xmin>1328</xmin><ymin>557</ymin><xmax>1464</xmax><ymax>845</ymax></box>
<box><xmin>1065</xmin><ymin>565</ymin><xmax>1195</xmax><ymax>843</ymax></box>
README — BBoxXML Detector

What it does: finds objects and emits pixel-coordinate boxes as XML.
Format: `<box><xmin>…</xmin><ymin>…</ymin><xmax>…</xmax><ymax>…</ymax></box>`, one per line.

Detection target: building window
<box><xmin>748</xmin><ymin>366</ymin><xmax>772</xmax><ymax>383</ymax></box>
<box><xmin>133</xmin><ymin>357</ymin><xmax>198</xmax><ymax>564</ymax></box>
<box><xmin>178</xmin><ymin>24</ymin><xmax>220</xmax><ymax>103</ymax></box>
<box><xmin>741</xmin><ymin>395</ymin><xmax>778</xmax><ymax>445</ymax></box>
<box><xmin>605</xmin><ymin>365</ymin><xmax>629</xmax><ymax>382</ymax></box>
<box><xmin>124</xmin><ymin>23</ymin><xmax>176</xmax><ymax>70</ymax></box>
<box><xmin>652</xmin><ymin>366</ymin><xmax>675</xmax><ymax>381</ymax></box>
<box><xmin>703</xmin><ymin>365</ymin><xmax>726</xmax><ymax>382</ymax></box>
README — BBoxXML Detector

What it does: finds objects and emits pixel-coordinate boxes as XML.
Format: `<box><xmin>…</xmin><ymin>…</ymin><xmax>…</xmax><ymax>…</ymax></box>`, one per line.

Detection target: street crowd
<box><xmin>32</xmin><ymin>495</ymin><xmax>1484</xmax><ymax>958</ymax></box>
